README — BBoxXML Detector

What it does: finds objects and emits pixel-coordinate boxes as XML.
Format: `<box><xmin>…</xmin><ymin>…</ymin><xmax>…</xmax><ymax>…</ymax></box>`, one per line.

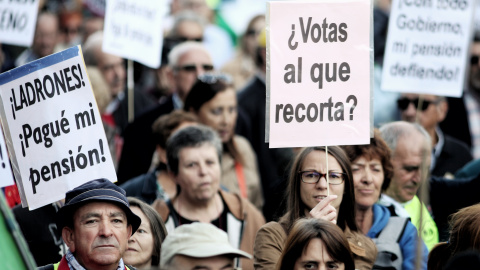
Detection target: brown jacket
<box><xmin>253</xmin><ymin>221</ymin><xmax>377</xmax><ymax>270</ymax></box>
<box><xmin>152</xmin><ymin>190</ymin><xmax>266</xmax><ymax>270</ymax></box>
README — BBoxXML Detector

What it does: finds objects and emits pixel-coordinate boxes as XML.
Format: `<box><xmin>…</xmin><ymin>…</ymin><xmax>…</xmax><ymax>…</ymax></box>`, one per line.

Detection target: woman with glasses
<box><xmin>183</xmin><ymin>74</ymin><xmax>263</xmax><ymax>210</ymax></box>
<box><xmin>253</xmin><ymin>146</ymin><xmax>377</xmax><ymax>270</ymax></box>
<box><xmin>341</xmin><ymin>130</ymin><xmax>428</xmax><ymax>270</ymax></box>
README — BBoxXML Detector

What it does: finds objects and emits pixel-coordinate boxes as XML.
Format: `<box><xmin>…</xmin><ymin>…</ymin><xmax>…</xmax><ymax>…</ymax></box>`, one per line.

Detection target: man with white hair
<box><xmin>160</xmin><ymin>222</ymin><xmax>252</xmax><ymax>270</ymax></box>
<box><xmin>378</xmin><ymin>121</ymin><xmax>439</xmax><ymax>250</ymax></box>
<box><xmin>117</xmin><ymin>41</ymin><xmax>214</xmax><ymax>183</ymax></box>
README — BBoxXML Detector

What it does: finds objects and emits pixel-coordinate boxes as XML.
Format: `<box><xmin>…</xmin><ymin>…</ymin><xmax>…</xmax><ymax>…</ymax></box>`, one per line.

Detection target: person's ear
<box><xmin>127</xmin><ymin>225</ymin><xmax>133</xmax><ymax>238</ymax></box>
<box><xmin>437</xmin><ymin>99</ymin><xmax>448</xmax><ymax>123</ymax></box>
<box><xmin>62</xmin><ymin>227</ymin><xmax>76</xmax><ymax>252</ymax></box>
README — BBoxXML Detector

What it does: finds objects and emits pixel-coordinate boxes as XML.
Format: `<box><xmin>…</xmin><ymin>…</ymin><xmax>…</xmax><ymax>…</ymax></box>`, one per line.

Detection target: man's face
<box><xmin>170</xmin><ymin>254</ymin><xmax>235</xmax><ymax>270</ymax></box>
<box><xmin>33</xmin><ymin>14</ymin><xmax>59</xmax><ymax>58</ymax></box>
<box><xmin>469</xmin><ymin>42</ymin><xmax>480</xmax><ymax>92</ymax></box>
<box><xmin>63</xmin><ymin>202</ymin><xmax>132</xmax><ymax>269</ymax></box>
<box><xmin>170</xmin><ymin>49</ymin><xmax>213</xmax><ymax>101</ymax></box>
<box><xmin>97</xmin><ymin>51</ymin><xmax>126</xmax><ymax>97</ymax></box>
<box><xmin>398</xmin><ymin>93</ymin><xmax>446</xmax><ymax>133</ymax></box>
<box><xmin>175</xmin><ymin>21</ymin><xmax>203</xmax><ymax>42</ymax></box>
<box><xmin>174</xmin><ymin>143</ymin><xmax>221</xmax><ymax>203</ymax></box>
<box><xmin>386</xmin><ymin>134</ymin><xmax>430</xmax><ymax>203</ymax></box>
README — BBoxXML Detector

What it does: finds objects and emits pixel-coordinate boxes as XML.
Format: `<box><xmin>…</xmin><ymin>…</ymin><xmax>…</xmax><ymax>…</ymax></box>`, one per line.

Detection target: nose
<box><xmin>362</xmin><ymin>168</ymin><xmax>373</xmax><ymax>184</ymax></box>
<box><xmin>314</xmin><ymin>175</ymin><xmax>328</xmax><ymax>189</ymax></box>
<box><xmin>196</xmin><ymin>64</ymin><xmax>206</xmax><ymax>76</ymax></box>
<box><xmin>403</xmin><ymin>101</ymin><xmax>417</xmax><ymax>118</ymax></box>
<box><xmin>99</xmin><ymin>220</ymin><xmax>114</xmax><ymax>237</ymax></box>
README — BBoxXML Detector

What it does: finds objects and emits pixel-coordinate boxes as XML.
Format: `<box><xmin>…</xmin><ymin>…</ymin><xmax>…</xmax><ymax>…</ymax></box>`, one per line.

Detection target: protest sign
<box><xmin>0</xmin><ymin>125</ymin><xmax>14</xmax><ymax>188</ymax></box>
<box><xmin>0</xmin><ymin>0</ymin><xmax>40</xmax><ymax>47</ymax></box>
<box><xmin>0</xmin><ymin>46</ymin><xmax>117</xmax><ymax>210</ymax></box>
<box><xmin>103</xmin><ymin>0</ymin><xmax>165</xmax><ymax>68</ymax></box>
<box><xmin>381</xmin><ymin>0</ymin><xmax>475</xmax><ymax>97</ymax></box>
<box><xmin>267</xmin><ymin>0</ymin><xmax>372</xmax><ymax>148</ymax></box>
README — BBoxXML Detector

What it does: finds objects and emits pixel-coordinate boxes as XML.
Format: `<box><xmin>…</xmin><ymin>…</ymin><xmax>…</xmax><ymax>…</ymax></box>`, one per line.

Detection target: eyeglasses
<box><xmin>471</xmin><ymin>55</ymin><xmax>479</xmax><ymax>65</ymax></box>
<box><xmin>396</xmin><ymin>97</ymin><xmax>441</xmax><ymax>111</ymax></box>
<box><xmin>298</xmin><ymin>171</ymin><xmax>345</xmax><ymax>185</ymax></box>
<box><xmin>172</xmin><ymin>36</ymin><xmax>203</xmax><ymax>43</ymax></box>
<box><xmin>197</xmin><ymin>73</ymin><xmax>233</xmax><ymax>84</ymax></box>
<box><xmin>176</xmin><ymin>64</ymin><xmax>214</xmax><ymax>72</ymax></box>
<box><xmin>246</xmin><ymin>29</ymin><xmax>260</xmax><ymax>37</ymax></box>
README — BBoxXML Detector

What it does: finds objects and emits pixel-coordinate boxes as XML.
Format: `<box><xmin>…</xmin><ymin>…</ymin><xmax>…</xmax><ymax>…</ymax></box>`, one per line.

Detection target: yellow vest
<box><xmin>404</xmin><ymin>195</ymin><xmax>439</xmax><ymax>250</ymax></box>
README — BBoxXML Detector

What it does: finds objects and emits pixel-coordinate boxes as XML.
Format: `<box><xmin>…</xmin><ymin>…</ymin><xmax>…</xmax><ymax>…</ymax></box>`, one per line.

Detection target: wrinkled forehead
<box><xmin>73</xmin><ymin>201</ymin><xmax>126</xmax><ymax>221</ymax></box>
<box><xmin>394</xmin><ymin>134</ymin><xmax>430</xmax><ymax>160</ymax></box>
<box><xmin>401</xmin><ymin>93</ymin><xmax>439</xmax><ymax>101</ymax></box>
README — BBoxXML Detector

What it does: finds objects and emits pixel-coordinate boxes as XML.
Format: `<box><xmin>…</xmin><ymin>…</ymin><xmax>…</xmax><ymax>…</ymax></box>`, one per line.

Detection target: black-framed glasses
<box><xmin>197</xmin><ymin>73</ymin><xmax>232</xmax><ymax>84</ymax></box>
<box><xmin>176</xmin><ymin>64</ymin><xmax>214</xmax><ymax>72</ymax></box>
<box><xmin>299</xmin><ymin>171</ymin><xmax>345</xmax><ymax>185</ymax></box>
<box><xmin>396</xmin><ymin>97</ymin><xmax>441</xmax><ymax>111</ymax></box>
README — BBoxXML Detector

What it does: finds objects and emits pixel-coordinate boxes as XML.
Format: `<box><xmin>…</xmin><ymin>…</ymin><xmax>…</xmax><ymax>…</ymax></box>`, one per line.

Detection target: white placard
<box><xmin>0</xmin><ymin>46</ymin><xmax>117</xmax><ymax>210</ymax></box>
<box><xmin>103</xmin><ymin>0</ymin><xmax>165</xmax><ymax>68</ymax></box>
<box><xmin>0</xmin><ymin>0</ymin><xmax>40</xmax><ymax>47</ymax></box>
<box><xmin>0</xmin><ymin>125</ymin><xmax>14</xmax><ymax>188</ymax></box>
<box><xmin>381</xmin><ymin>0</ymin><xmax>476</xmax><ymax>97</ymax></box>
<box><xmin>268</xmin><ymin>0</ymin><xmax>372</xmax><ymax>148</ymax></box>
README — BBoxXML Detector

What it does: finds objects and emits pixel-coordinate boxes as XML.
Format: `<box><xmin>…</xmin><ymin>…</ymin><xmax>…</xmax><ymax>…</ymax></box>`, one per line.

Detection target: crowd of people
<box><xmin>3</xmin><ymin>0</ymin><xmax>480</xmax><ymax>269</ymax></box>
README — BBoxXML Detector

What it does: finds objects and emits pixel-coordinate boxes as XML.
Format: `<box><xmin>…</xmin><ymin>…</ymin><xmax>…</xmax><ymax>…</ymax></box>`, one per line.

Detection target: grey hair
<box><xmin>379</xmin><ymin>121</ymin><xmax>432</xmax><ymax>156</ymax></box>
<box><xmin>82</xmin><ymin>31</ymin><xmax>103</xmax><ymax>66</ymax></box>
<box><xmin>167</xmin><ymin>41</ymin><xmax>209</xmax><ymax>68</ymax></box>
<box><xmin>166</xmin><ymin>125</ymin><xmax>222</xmax><ymax>175</ymax></box>
<box><xmin>170</xmin><ymin>11</ymin><xmax>206</xmax><ymax>37</ymax></box>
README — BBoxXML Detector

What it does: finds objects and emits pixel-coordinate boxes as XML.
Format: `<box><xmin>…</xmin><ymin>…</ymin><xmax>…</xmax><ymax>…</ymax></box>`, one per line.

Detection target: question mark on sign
<box><xmin>346</xmin><ymin>95</ymin><xmax>357</xmax><ymax>120</ymax></box>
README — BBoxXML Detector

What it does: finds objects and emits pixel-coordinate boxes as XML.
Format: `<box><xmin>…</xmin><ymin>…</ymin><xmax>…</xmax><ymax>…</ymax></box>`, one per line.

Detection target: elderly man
<box><xmin>38</xmin><ymin>179</ymin><xmax>141</xmax><ymax>270</ymax></box>
<box><xmin>117</xmin><ymin>41</ymin><xmax>214</xmax><ymax>183</ymax></box>
<box><xmin>397</xmin><ymin>93</ymin><xmax>472</xmax><ymax>177</ymax></box>
<box><xmin>82</xmin><ymin>31</ymin><xmax>155</xmax><ymax>134</ymax></box>
<box><xmin>160</xmin><ymin>222</ymin><xmax>252</xmax><ymax>269</ymax></box>
<box><xmin>378</xmin><ymin>121</ymin><xmax>439</xmax><ymax>250</ymax></box>
<box><xmin>153</xmin><ymin>125</ymin><xmax>265</xmax><ymax>270</ymax></box>
<box><xmin>15</xmin><ymin>12</ymin><xmax>59</xmax><ymax>67</ymax></box>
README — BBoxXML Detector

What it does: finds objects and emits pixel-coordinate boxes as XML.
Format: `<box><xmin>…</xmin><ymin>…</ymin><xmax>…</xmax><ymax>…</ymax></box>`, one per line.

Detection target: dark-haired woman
<box><xmin>184</xmin><ymin>74</ymin><xmax>263</xmax><ymax>209</ymax></box>
<box><xmin>254</xmin><ymin>146</ymin><xmax>377</xmax><ymax>270</ymax></box>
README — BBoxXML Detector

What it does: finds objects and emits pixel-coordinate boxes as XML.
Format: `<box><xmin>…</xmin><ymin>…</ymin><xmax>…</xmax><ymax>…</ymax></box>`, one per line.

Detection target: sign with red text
<box><xmin>103</xmin><ymin>0</ymin><xmax>165</xmax><ymax>68</ymax></box>
<box><xmin>0</xmin><ymin>46</ymin><xmax>116</xmax><ymax>209</ymax></box>
<box><xmin>268</xmin><ymin>0</ymin><xmax>371</xmax><ymax>148</ymax></box>
<box><xmin>0</xmin><ymin>0</ymin><xmax>40</xmax><ymax>47</ymax></box>
<box><xmin>381</xmin><ymin>0</ymin><xmax>475</xmax><ymax>97</ymax></box>
<box><xmin>0</xmin><ymin>125</ymin><xmax>14</xmax><ymax>188</ymax></box>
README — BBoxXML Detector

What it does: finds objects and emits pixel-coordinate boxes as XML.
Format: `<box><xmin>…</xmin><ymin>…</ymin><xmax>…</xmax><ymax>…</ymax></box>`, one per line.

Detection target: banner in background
<box><xmin>382</xmin><ymin>0</ymin><xmax>476</xmax><ymax>97</ymax></box>
<box><xmin>103</xmin><ymin>0</ymin><xmax>165</xmax><ymax>68</ymax></box>
<box><xmin>0</xmin><ymin>0</ymin><xmax>40</xmax><ymax>47</ymax></box>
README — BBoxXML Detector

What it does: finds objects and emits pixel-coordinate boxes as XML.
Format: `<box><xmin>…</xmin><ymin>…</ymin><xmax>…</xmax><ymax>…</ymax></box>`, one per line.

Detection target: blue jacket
<box><xmin>367</xmin><ymin>204</ymin><xmax>428</xmax><ymax>270</ymax></box>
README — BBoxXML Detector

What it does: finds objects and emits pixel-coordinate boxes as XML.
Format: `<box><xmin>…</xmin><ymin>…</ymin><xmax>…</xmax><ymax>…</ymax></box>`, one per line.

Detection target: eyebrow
<box><xmin>80</xmin><ymin>211</ymin><xmax>125</xmax><ymax>221</ymax></box>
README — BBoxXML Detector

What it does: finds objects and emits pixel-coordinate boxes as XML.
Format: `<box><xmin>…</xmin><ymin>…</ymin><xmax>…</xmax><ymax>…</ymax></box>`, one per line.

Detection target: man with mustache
<box><xmin>378</xmin><ymin>121</ymin><xmax>439</xmax><ymax>251</ymax></box>
<box><xmin>38</xmin><ymin>179</ymin><xmax>141</xmax><ymax>270</ymax></box>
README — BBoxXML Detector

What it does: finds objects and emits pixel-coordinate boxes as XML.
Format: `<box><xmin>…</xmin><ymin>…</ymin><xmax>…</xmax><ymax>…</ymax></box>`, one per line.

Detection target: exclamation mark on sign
<box><xmin>99</xmin><ymin>139</ymin><xmax>106</xmax><ymax>162</ymax></box>
<box><xmin>0</xmin><ymin>144</ymin><xmax>6</xmax><ymax>168</ymax></box>
<box><xmin>78</xmin><ymin>64</ymin><xmax>86</xmax><ymax>87</ymax></box>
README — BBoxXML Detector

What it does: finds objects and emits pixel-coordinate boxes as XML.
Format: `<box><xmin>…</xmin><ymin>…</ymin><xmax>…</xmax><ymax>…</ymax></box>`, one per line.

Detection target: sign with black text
<box><xmin>382</xmin><ymin>0</ymin><xmax>475</xmax><ymax>97</ymax></box>
<box><xmin>268</xmin><ymin>0</ymin><xmax>372</xmax><ymax>148</ymax></box>
<box><xmin>0</xmin><ymin>46</ymin><xmax>117</xmax><ymax>209</ymax></box>
<box><xmin>103</xmin><ymin>0</ymin><xmax>165</xmax><ymax>68</ymax></box>
<box><xmin>0</xmin><ymin>0</ymin><xmax>40</xmax><ymax>47</ymax></box>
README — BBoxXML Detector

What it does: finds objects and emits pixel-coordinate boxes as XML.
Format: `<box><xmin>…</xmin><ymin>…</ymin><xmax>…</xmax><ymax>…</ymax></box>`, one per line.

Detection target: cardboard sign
<box><xmin>381</xmin><ymin>0</ymin><xmax>475</xmax><ymax>97</ymax></box>
<box><xmin>0</xmin><ymin>46</ymin><xmax>117</xmax><ymax>210</ymax></box>
<box><xmin>0</xmin><ymin>125</ymin><xmax>14</xmax><ymax>188</ymax></box>
<box><xmin>103</xmin><ymin>0</ymin><xmax>165</xmax><ymax>68</ymax></box>
<box><xmin>268</xmin><ymin>0</ymin><xmax>371</xmax><ymax>148</ymax></box>
<box><xmin>0</xmin><ymin>0</ymin><xmax>40</xmax><ymax>47</ymax></box>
